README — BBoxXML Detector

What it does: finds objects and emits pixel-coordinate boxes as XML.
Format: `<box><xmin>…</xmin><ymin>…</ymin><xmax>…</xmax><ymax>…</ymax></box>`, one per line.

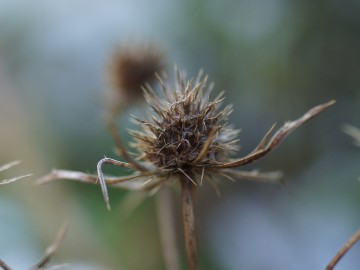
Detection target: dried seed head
<box><xmin>39</xmin><ymin>67</ymin><xmax>334</xmax><ymax>209</ymax></box>
<box><xmin>131</xmin><ymin>69</ymin><xmax>239</xmax><ymax>177</ymax></box>
<box><xmin>105</xmin><ymin>43</ymin><xmax>165</xmax><ymax>115</ymax></box>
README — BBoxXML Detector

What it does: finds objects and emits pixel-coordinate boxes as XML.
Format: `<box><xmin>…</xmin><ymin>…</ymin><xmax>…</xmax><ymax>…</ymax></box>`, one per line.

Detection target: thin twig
<box><xmin>45</xmin><ymin>263</ymin><xmax>70</xmax><ymax>270</ymax></box>
<box><xmin>37</xmin><ymin>169</ymin><xmax>151</xmax><ymax>188</ymax></box>
<box><xmin>0</xmin><ymin>260</ymin><xmax>12</xmax><ymax>270</ymax></box>
<box><xmin>156</xmin><ymin>186</ymin><xmax>180</xmax><ymax>270</ymax></box>
<box><xmin>106</xmin><ymin>115</ymin><xmax>149</xmax><ymax>172</ymax></box>
<box><xmin>38</xmin><ymin>169</ymin><xmax>164</xmax><ymax>210</ymax></box>
<box><xmin>29</xmin><ymin>221</ymin><xmax>69</xmax><ymax>270</ymax></box>
<box><xmin>97</xmin><ymin>157</ymin><xmax>138</xmax><ymax>210</ymax></box>
<box><xmin>326</xmin><ymin>229</ymin><xmax>360</xmax><ymax>270</ymax></box>
<box><xmin>0</xmin><ymin>174</ymin><xmax>33</xmax><ymax>185</ymax></box>
<box><xmin>0</xmin><ymin>160</ymin><xmax>21</xmax><ymax>172</ymax></box>
<box><xmin>221</xmin><ymin>169</ymin><xmax>284</xmax><ymax>184</ymax></box>
<box><xmin>211</xmin><ymin>100</ymin><xmax>335</xmax><ymax>168</ymax></box>
<box><xmin>181</xmin><ymin>176</ymin><xmax>197</xmax><ymax>270</ymax></box>
<box><xmin>97</xmin><ymin>157</ymin><xmax>163</xmax><ymax>210</ymax></box>
<box><xmin>0</xmin><ymin>160</ymin><xmax>32</xmax><ymax>185</ymax></box>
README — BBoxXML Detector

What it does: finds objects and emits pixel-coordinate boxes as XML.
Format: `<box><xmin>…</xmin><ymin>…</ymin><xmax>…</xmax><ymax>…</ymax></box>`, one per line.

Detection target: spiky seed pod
<box><xmin>105</xmin><ymin>43</ymin><xmax>165</xmax><ymax>115</ymax></box>
<box><xmin>39</xmin><ymin>67</ymin><xmax>334</xmax><ymax>270</ymax></box>
<box><xmin>131</xmin><ymin>70</ymin><xmax>239</xmax><ymax>182</ymax></box>
<box><xmin>40</xmin><ymin>67</ymin><xmax>334</xmax><ymax>203</ymax></box>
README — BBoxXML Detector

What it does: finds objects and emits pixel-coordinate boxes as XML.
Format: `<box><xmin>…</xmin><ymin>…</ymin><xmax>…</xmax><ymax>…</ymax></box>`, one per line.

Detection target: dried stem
<box><xmin>0</xmin><ymin>160</ymin><xmax>21</xmax><ymax>172</ymax></box>
<box><xmin>181</xmin><ymin>177</ymin><xmax>197</xmax><ymax>270</ymax></box>
<box><xmin>0</xmin><ymin>260</ymin><xmax>12</xmax><ymax>270</ymax></box>
<box><xmin>97</xmin><ymin>157</ymin><xmax>148</xmax><ymax>210</ymax></box>
<box><xmin>29</xmin><ymin>221</ymin><xmax>69</xmax><ymax>270</ymax></box>
<box><xmin>0</xmin><ymin>160</ymin><xmax>32</xmax><ymax>185</ymax></box>
<box><xmin>220</xmin><ymin>169</ymin><xmax>284</xmax><ymax>183</ymax></box>
<box><xmin>156</xmin><ymin>186</ymin><xmax>180</xmax><ymax>270</ymax></box>
<box><xmin>326</xmin><ymin>229</ymin><xmax>360</xmax><ymax>270</ymax></box>
<box><xmin>37</xmin><ymin>169</ymin><xmax>152</xmax><ymax>189</ymax></box>
<box><xmin>212</xmin><ymin>100</ymin><xmax>335</xmax><ymax>168</ymax></box>
<box><xmin>0</xmin><ymin>174</ymin><xmax>33</xmax><ymax>185</ymax></box>
<box><xmin>106</xmin><ymin>115</ymin><xmax>149</xmax><ymax>172</ymax></box>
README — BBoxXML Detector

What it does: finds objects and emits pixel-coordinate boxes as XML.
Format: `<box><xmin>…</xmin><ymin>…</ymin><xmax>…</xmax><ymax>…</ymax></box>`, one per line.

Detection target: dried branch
<box><xmin>0</xmin><ymin>160</ymin><xmax>21</xmax><ymax>172</ymax></box>
<box><xmin>29</xmin><ymin>222</ymin><xmax>69</xmax><ymax>270</ymax></box>
<box><xmin>0</xmin><ymin>260</ymin><xmax>12</xmax><ymax>270</ymax></box>
<box><xmin>156</xmin><ymin>186</ymin><xmax>180</xmax><ymax>270</ymax></box>
<box><xmin>0</xmin><ymin>160</ymin><xmax>32</xmax><ymax>185</ymax></box>
<box><xmin>220</xmin><ymin>169</ymin><xmax>284</xmax><ymax>183</ymax></box>
<box><xmin>97</xmin><ymin>157</ymin><xmax>141</xmax><ymax>210</ymax></box>
<box><xmin>37</xmin><ymin>169</ymin><xmax>151</xmax><ymax>188</ymax></box>
<box><xmin>44</xmin><ymin>264</ymin><xmax>70</xmax><ymax>270</ymax></box>
<box><xmin>106</xmin><ymin>116</ymin><xmax>149</xmax><ymax>172</ymax></box>
<box><xmin>326</xmin><ymin>229</ymin><xmax>360</xmax><ymax>270</ymax></box>
<box><xmin>212</xmin><ymin>100</ymin><xmax>335</xmax><ymax>168</ymax></box>
<box><xmin>0</xmin><ymin>174</ymin><xmax>33</xmax><ymax>185</ymax></box>
<box><xmin>38</xmin><ymin>168</ymin><xmax>165</xmax><ymax>210</ymax></box>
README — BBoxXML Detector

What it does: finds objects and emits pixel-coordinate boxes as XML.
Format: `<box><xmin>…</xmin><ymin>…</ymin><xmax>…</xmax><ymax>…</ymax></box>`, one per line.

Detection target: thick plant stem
<box><xmin>156</xmin><ymin>186</ymin><xmax>180</xmax><ymax>270</ymax></box>
<box><xmin>326</xmin><ymin>229</ymin><xmax>360</xmax><ymax>270</ymax></box>
<box><xmin>181</xmin><ymin>177</ymin><xmax>197</xmax><ymax>270</ymax></box>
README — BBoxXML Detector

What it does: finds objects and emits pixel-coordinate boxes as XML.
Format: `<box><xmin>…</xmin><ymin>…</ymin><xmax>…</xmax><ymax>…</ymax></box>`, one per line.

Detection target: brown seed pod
<box><xmin>105</xmin><ymin>43</ymin><xmax>165</xmax><ymax>115</ymax></box>
<box><xmin>131</xmin><ymin>69</ymin><xmax>239</xmax><ymax>175</ymax></box>
<box><xmin>39</xmin><ymin>67</ymin><xmax>334</xmax><ymax>270</ymax></box>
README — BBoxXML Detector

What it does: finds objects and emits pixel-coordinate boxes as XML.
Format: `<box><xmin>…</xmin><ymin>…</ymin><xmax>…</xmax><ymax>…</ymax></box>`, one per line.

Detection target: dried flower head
<box><xmin>40</xmin><ymin>68</ymin><xmax>335</xmax><ymax>209</ymax></box>
<box><xmin>132</xmin><ymin>70</ymin><xmax>239</xmax><ymax>176</ymax></box>
<box><xmin>39</xmin><ymin>68</ymin><xmax>334</xmax><ymax>270</ymax></box>
<box><xmin>95</xmin><ymin>69</ymin><xmax>334</xmax><ymax>205</ymax></box>
<box><xmin>105</xmin><ymin>43</ymin><xmax>165</xmax><ymax>115</ymax></box>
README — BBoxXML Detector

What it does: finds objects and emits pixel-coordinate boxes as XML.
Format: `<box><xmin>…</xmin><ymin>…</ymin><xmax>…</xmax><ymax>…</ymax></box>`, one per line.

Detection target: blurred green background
<box><xmin>0</xmin><ymin>0</ymin><xmax>359</xmax><ymax>269</ymax></box>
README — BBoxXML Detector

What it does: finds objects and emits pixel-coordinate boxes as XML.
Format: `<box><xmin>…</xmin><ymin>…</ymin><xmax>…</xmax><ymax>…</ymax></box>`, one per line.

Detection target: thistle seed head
<box><xmin>39</xmin><ymin>67</ymin><xmax>334</xmax><ymax>210</ymax></box>
<box><xmin>131</xmin><ymin>69</ymin><xmax>239</xmax><ymax>177</ymax></box>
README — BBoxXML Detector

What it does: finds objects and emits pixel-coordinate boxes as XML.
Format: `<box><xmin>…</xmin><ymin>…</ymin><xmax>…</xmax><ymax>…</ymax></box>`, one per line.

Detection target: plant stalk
<box><xmin>0</xmin><ymin>259</ymin><xmax>12</xmax><ymax>270</ymax></box>
<box><xmin>326</xmin><ymin>229</ymin><xmax>360</xmax><ymax>270</ymax></box>
<box><xmin>181</xmin><ymin>177</ymin><xmax>197</xmax><ymax>270</ymax></box>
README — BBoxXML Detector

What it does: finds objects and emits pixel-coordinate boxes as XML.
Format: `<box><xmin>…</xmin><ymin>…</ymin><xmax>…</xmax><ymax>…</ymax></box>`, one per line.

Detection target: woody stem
<box><xmin>326</xmin><ymin>229</ymin><xmax>360</xmax><ymax>270</ymax></box>
<box><xmin>0</xmin><ymin>260</ymin><xmax>12</xmax><ymax>270</ymax></box>
<box><xmin>181</xmin><ymin>177</ymin><xmax>197</xmax><ymax>270</ymax></box>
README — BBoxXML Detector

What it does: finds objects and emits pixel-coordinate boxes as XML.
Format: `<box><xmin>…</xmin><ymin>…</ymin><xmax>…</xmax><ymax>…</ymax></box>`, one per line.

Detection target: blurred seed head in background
<box><xmin>105</xmin><ymin>43</ymin><xmax>165</xmax><ymax>116</ymax></box>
